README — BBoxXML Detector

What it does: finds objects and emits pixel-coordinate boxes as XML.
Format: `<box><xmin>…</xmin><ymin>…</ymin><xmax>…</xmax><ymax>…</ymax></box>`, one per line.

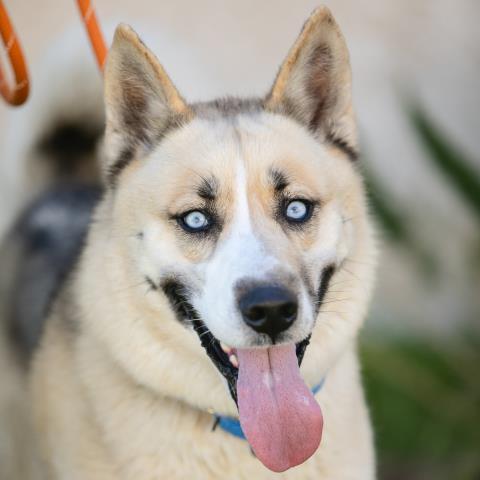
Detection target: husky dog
<box><xmin>1</xmin><ymin>6</ymin><xmax>377</xmax><ymax>479</ymax></box>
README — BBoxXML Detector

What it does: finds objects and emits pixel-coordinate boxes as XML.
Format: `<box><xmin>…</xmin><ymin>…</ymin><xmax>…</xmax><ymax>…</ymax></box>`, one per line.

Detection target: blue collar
<box><xmin>213</xmin><ymin>379</ymin><xmax>325</xmax><ymax>440</ymax></box>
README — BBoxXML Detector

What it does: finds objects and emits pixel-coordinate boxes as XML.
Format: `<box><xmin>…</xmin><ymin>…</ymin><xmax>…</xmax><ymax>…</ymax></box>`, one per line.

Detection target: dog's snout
<box><xmin>238</xmin><ymin>285</ymin><xmax>298</xmax><ymax>341</ymax></box>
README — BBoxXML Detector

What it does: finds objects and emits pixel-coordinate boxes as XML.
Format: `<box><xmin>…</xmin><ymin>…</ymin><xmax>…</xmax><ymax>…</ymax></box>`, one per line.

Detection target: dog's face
<box><xmin>128</xmin><ymin>114</ymin><xmax>353</xmax><ymax>347</ymax></box>
<box><xmin>97</xmin><ymin>7</ymin><xmax>375</xmax><ymax>472</ymax></box>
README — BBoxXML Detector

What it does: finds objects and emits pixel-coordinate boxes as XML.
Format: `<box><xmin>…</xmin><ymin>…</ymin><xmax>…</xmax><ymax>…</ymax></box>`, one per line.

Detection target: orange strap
<box><xmin>76</xmin><ymin>0</ymin><xmax>107</xmax><ymax>70</ymax></box>
<box><xmin>0</xmin><ymin>0</ymin><xmax>106</xmax><ymax>107</ymax></box>
<box><xmin>0</xmin><ymin>0</ymin><xmax>29</xmax><ymax>106</ymax></box>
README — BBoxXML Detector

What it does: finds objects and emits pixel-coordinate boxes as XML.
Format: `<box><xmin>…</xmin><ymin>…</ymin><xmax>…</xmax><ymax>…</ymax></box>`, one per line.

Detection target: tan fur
<box><xmin>30</xmin><ymin>111</ymin><xmax>377</xmax><ymax>478</ymax></box>
<box><xmin>102</xmin><ymin>25</ymin><xmax>192</xmax><ymax>184</ymax></box>
<box><xmin>267</xmin><ymin>8</ymin><xmax>336</xmax><ymax>105</ymax></box>
<box><xmin>106</xmin><ymin>24</ymin><xmax>190</xmax><ymax>116</ymax></box>
<box><xmin>4</xmin><ymin>7</ymin><xmax>378</xmax><ymax>479</ymax></box>
<box><xmin>266</xmin><ymin>6</ymin><xmax>357</xmax><ymax>149</ymax></box>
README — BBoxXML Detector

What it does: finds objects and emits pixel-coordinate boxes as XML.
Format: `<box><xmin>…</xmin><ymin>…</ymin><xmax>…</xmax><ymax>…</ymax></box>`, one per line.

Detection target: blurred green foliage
<box><xmin>362</xmin><ymin>104</ymin><xmax>480</xmax><ymax>479</ymax></box>
<box><xmin>363</xmin><ymin>168</ymin><xmax>438</xmax><ymax>278</ymax></box>
<box><xmin>408</xmin><ymin>107</ymin><xmax>480</xmax><ymax>223</ymax></box>
<box><xmin>361</xmin><ymin>333</ymin><xmax>480</xmax><ymax>480</ymax></box>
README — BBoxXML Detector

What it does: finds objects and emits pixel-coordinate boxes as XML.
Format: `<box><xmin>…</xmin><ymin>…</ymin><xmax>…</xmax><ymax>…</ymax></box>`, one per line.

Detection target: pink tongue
<box><xmin>236</xmin><ymin>344</ymin><xmax>323</xmax><ymax>472</ymax></box>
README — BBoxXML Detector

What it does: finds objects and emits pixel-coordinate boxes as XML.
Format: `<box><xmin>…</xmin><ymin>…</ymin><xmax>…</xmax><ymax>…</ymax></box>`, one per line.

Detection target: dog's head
<box><xmin>94</xmin><ymin>6</ymin><xmax>376</xmax><ymax>472</ymax></box>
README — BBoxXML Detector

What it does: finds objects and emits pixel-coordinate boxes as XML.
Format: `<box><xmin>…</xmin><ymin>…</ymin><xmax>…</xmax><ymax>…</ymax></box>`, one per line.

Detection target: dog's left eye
<box><xmin>181</xmin><ymin>210</ymin><xmax>210</xmax><ymax>232</ymax></box>
<box><xmin>285</xmin><ymin>199</ymin><xmax>312</xmax><ymax>222</ymax></box>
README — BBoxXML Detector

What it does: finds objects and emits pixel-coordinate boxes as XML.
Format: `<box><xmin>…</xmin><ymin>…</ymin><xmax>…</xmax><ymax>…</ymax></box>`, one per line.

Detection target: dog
<box><xmin>0</xmin><ymin>6</ymin><xmax>377</xmax><ymax>479</ymax></box>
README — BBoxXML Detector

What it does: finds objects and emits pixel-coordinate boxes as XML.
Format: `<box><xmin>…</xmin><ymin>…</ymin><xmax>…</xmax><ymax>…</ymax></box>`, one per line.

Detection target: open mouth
<box><xmin>191</xmin><ymin>317</ymin><xmax>312</xmax><ymax>404</ymax></box>
<box><xmin>161</xmin><ymin>278</ymin><xmax>323</xmax><ymax>472</ymax></box>
<box><xmin>160</xmin><ymin>278</ymin><xmax>312</xmax><ymax>403</ymax></box>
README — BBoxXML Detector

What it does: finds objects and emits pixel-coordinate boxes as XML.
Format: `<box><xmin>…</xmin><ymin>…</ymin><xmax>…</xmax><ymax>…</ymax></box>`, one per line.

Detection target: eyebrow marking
<box><xmin>196</xmin><ymin>176</ymin><xmax>219</xmax><ymax>200</ymax></box>
<box><xmin>270</xmin><ymin>168</ymin><xmax>289</xmax><ymax>192</ymax></box>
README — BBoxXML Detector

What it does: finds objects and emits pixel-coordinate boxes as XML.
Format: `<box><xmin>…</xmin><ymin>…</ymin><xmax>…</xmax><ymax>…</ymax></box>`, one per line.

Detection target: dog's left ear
<box><xmin>103</xmin><ymin>24</ymin><xmax>191</xmax><ymax>184</ymax></box>
<box><xmin>266</xmin><ymin>7</ymin><xmax>357</xmax><ymax>155</ymax></box>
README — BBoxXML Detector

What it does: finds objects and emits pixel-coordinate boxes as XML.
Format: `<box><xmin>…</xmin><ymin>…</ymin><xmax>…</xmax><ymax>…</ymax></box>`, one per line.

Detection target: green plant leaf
<box><xmin>361</xmin><ymin>333</ymin><xmax>480</xmax><ymax>480</ymax></box>
<box><xmin>362</xmin><ymin>166</ymin><xmax>438</xmax><ymax>278</ymax></box>
<box><xmin>408</xmin><ymin>106</ymin><xmax>480</xmax><ymax>222</ymax></box>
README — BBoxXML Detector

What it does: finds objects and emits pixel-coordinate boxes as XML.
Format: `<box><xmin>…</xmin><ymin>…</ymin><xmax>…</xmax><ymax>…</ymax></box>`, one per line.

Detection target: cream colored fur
<box><xmin>4</xmin><ymin>6</ymin><xmax>377</xmax><ymax>479</ymax></box>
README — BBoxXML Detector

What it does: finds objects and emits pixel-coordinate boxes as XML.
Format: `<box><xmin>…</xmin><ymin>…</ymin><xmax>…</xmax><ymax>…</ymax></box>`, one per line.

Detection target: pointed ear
<box><xmin>103</xmin><ymin>24</ymin><xmax>191</xmax><ymax>184</ymax></box>
<box><xmin>266</xmin><ymin>7</ymin><xmax>357</xmax><ymax>158</ymax></box>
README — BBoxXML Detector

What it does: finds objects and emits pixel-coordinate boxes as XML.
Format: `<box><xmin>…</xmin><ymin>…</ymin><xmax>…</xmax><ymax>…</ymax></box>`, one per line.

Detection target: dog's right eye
<box><xmin>180</xmin><ymin>210</ymin><xmax>210</xmax><ymax>232</ymax></box>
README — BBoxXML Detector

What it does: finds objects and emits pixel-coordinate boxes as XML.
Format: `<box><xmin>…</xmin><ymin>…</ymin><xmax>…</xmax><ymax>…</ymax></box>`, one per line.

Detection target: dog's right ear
<box><xmin>103</xmin><ymin>24</ymin><xmax>191</xmax><ymax>185</ymax></box>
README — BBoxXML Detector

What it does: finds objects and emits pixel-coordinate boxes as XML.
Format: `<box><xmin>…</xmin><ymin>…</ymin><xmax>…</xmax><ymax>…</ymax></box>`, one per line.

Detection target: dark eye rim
<box><xmin>283</xmin><ymin>198</ymin><xmax>315</xmax><ymax>224</ymax></box>
<box><xmin>176</xmin><ymin>209</ymin><xmax>212</xmax><ymax>233</ymax></box>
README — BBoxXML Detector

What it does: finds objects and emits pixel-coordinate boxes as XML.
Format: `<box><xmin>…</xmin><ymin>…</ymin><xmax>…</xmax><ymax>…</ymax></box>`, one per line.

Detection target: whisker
<box><xmin>109</xmin><ymin>279</ymin><xmax>149</xmax><ymax>297</ymax></box>
<box><xmin>341</xmin><ymin>215</ymin><xmax>358</xmax><ymax>224</ymax></box>
<box><xmin>316</xmin><ymin>298</ymin><xmax>353</xmax><ymax>305</ymax></box>
<box><xmin>339</xmin><ymin>266</ymin><xmax>361</xmax><ymax>281</ymax></box>
<box><xmin>344</xmin><ymin>258</ymin><xmax>374</xmax><ymax>267</ymax></box>
<box><xmin>198</xmin><ymin>330</ymin><xmax>212</xmax><ymax>339</ymax></box>
<box><xmin>329</xmin><ymin>279</ymin><xmax>354</xmax><ymax>287</ymax></box>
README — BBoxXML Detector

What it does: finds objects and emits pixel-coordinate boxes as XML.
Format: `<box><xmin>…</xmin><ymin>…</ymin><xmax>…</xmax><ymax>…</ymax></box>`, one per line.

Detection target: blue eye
<box><xmin>182</xmin><ymin>210</ymin><xmax>209</xmax><ymax>231</ymax></box>
<box><xmin>285</xmin><ymin>200</ymin><xmax>311</xmax><ymax>222</ymax></box>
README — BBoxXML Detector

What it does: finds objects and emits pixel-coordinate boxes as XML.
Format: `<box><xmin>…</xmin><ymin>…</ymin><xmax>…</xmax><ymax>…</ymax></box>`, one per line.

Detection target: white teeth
<box><xmin>220</xmin><ymin>342</ymin><xmax>232</xmax><ymax>354</ymax></box>
<box><xmin>229</xmin><ymin>354</ymin><xmax>239</xmax><ymax>368</ymax></box>
<box><xmin>220</xmin><ymin>343</ymin><xmax>237</xmax><ymax>367</ymax></box>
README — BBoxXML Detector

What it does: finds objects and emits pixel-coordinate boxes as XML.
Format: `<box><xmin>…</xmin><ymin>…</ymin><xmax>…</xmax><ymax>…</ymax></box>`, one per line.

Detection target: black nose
<box><xmin>238</xmin><ymin>285</ymin><xmax>298</xmax><ymax>342</ymax></box>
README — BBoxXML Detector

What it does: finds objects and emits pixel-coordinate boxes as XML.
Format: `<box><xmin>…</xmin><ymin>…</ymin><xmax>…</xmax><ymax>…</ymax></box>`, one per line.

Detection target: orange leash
<box><xmin>0</xmin><ymin>0</ymin><xmax>107</xmax><ymax>107</ymax></box>
<box><xmin>0</xmin><ymin>0</ymin><xmax>29</xmax><ymax>106</ymax></box>
<box><xmin>76</xmin><ymin>0</ymin><xmax>107</xmax><ymax>70</ymax></box>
